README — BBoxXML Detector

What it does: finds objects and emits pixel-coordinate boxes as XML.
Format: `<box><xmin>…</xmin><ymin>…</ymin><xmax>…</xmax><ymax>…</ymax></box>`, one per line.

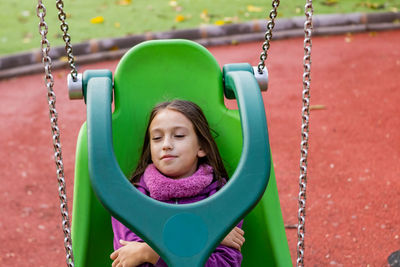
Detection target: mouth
<box><xmin>161</xmin><ymin>155</ymin><xmax>177</xmax><ymax>160</ymax></box>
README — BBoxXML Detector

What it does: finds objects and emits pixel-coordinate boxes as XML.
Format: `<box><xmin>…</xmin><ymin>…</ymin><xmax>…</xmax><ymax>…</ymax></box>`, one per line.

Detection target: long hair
<box><xmin>130</xmin><ymin>100</ymin><xmax>228</xmax><ymax>184</ymax></box>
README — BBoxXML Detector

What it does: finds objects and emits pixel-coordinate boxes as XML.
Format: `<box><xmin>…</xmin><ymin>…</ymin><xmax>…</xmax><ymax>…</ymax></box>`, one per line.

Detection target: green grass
<box><xmin>0</xmin><ymin>0</ymin><xmax>399</xmax><ymax>56</ymax></box>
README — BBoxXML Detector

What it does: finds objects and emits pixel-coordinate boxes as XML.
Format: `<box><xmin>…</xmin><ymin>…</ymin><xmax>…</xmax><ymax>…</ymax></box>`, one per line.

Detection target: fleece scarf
<box><xmin>142</xmin><ymin>164</ymin><xmax>214</xmax><ymax>201</ymax></box>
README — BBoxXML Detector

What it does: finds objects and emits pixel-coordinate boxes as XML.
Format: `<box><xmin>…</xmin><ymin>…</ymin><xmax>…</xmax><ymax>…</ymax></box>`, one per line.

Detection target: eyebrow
<box><xmin>150</xmin><ymin>126</ymin><xmax>189</xmax><ymax>133</ymax></box>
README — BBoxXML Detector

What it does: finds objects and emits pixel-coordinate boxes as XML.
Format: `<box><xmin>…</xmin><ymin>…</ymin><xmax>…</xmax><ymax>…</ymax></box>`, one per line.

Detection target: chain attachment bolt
<box><xmin>252</xmin><ymin>66</ymin><xmax>269</xmax><ymax>92</ymax></box>
<box><xmin>68</xmin><ymin>73</ymin><xmax>83</xmax><ymax>100</ymax></box>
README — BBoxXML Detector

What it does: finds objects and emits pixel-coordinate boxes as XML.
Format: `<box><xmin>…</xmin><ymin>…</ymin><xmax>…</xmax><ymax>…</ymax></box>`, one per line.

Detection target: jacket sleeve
<box><xmin>111</xmin><ymin>186</ymin><xmax>148</xmax><ymax>250</ymax></box>
<box><xmin>111</xmin><ymin>216</ymin><xmax>144</xmax><ymax>249</ymax></box>
<box><xmin>204</xmin><ymin>220</ymin><xmax>243</xmax><ymax>267</ymax></box>
<box><xmin>205</xmin><ymin>245</ymin><xmax>243</xmax><ymax>267</ymax></box>
<box><xmin>111</xmin><ymin>216</ymin><xmax>168</xmax><ymax>267</ymax></box>
<box><xmin>111</xmin><ymin>186</ymin><xmax>168</xmax><ymax>267</ymax></box>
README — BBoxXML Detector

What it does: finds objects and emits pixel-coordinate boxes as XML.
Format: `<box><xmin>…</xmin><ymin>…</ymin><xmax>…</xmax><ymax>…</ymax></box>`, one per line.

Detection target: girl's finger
<box><xmin>112</xmin><ymin>258</ymin><xmax>119</xmax><ymax>267</ymax></box>
<box><xmin>119</xmin><ymin>239</ymin><xmax>129</xmax><ymax>245</ymax></box>
<box><xmin>237</xmin><ymin>234</ymin><xmax>245</xmax><ymax>243</ymax></box>
<box><xmin>231</xmin><ymin>241</ymin><xmax>240</xmax><ymax>250</ymax></box>
<box><xmin>110</xmin><ymin>250</ymin><xmax>118</xmax><ymax>260</ymax></box>
<box><xmin>232</xmin><ymin>231</ymin><xmax>244</xmax><ymax>242</ymax></box>
<box><xmin>235</xmin><ymin>240</ymin><xmax>242</xmax><ymax>251</ymax></box>
<box><xmin>233</xmin><ymin>237</ymin><xmax>243</xmax><ymax>247</ymax></box>
<box><xmin>234</xmin><ymin>227</ymin><xmax>244</xmax><ymax>235</ymax></box>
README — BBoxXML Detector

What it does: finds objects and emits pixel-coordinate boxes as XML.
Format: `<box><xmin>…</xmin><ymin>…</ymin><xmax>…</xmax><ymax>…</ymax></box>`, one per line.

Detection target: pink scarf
<box><xmin>143</xmin><ymin>164</ymin><xmax>214</xmax><ymax>201</ymax></box>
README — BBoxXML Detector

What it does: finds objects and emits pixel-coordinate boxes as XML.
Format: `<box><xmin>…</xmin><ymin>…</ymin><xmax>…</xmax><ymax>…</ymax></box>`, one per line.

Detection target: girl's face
<box><xmin>149</xmin><ymin>109</ymin><xmax>206</xmax><ymax>179</ymax></box>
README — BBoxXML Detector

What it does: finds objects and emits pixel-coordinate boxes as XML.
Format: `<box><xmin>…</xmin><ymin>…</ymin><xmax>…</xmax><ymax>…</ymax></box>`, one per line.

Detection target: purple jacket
<box><xmin>112</xmin><ymin>178</ymin><xmax>243</xmax><ymax>267</ymax></box>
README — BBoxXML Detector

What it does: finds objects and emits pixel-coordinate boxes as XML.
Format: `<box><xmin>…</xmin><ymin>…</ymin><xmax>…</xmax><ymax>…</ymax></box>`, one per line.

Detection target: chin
<box><xmin>159</xmin><ymin>169</ymin><xmax>180</xmax><ymax>178</ymax></box>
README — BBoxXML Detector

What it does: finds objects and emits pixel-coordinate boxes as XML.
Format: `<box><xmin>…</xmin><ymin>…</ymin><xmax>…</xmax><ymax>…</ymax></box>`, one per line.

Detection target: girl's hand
<box><xmin>110</xmin><ymin>240</ymin><xmax>160</xmax><ymax>267</ymax></box>
<box><xmin>221</xmin><ymin>227</ymin><xmax>245</xmax><ymax>251</ymax></box>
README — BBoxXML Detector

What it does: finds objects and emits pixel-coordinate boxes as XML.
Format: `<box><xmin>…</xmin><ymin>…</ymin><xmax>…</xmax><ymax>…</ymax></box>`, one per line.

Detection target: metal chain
<box><xmin>55</xmin><ymin>0</ymin><xmax>78</xmax><ymax>81</ymax></box>
<box><xmin>297</xmin><ymin>1</ymin><xmax>313</xmax><ymax>267</ymax></box>
<box><xmin>36</xmin><ymin>2</ymin><xmax>75</xmax><ymax>266</ymax></box>
<box><xmin>257</xmin><ymin>0</ymin><xmax>280</xmax><ymax>74</ymax></box>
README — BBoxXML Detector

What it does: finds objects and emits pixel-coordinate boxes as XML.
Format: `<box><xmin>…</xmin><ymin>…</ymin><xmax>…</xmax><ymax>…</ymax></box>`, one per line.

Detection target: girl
<box><xmin>110</xmin><ymin>100</ymin><xmax>245</xmax><ymax>267</ymax></box>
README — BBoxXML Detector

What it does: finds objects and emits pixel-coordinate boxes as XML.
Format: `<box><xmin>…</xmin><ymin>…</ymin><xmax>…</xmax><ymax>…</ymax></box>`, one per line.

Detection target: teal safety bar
<box><xmin>85</xmin><ymin>68</ymin><xmax>271</xmax><ymax>266</ymax></box>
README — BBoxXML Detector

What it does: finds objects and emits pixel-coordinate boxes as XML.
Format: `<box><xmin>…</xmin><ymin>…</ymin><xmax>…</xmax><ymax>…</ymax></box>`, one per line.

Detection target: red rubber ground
<box><xmin>0</xmin><ymin>30</ymin><xmax>399</xmax><ymax>266</ymax></box>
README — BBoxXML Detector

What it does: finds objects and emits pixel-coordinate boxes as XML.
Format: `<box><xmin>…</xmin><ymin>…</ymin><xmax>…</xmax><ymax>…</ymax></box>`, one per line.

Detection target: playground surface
<box><xmin>0</xmin><ymin>29</ymin><xmax>399</xmax><ymax>266</ymax></box>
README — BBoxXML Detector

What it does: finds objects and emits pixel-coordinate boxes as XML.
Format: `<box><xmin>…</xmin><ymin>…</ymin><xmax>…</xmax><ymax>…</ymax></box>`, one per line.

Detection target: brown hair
<box><xmin>130</xmin><ymin>100</ymin><xmax>228</xmax><ymax>184</ymax></box>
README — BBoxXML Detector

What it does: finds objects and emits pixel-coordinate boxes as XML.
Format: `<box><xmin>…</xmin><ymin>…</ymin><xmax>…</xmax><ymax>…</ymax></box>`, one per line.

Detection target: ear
<box><xmin>197</xmin><ymin>147</ymin><xmax>206</xmax><ymax>158</ymax></box>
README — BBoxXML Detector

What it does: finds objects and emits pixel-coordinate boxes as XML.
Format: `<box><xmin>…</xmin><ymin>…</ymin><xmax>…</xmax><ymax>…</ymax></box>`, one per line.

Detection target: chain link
<box><xmin>297</xmin><ymin>1</ymin><xmax>313</xmax><ymax>266</ymax></box>
<box><xmin>55</xmin><ymin>0</ymin><xmax>78</xmax><ymax>81</ymax></box>
<box><xmin>36</xmin><ymin>1</ymin><xmax>74</xmax><ymax>266</ymax></box>
<box><xmin>257</xmin><ymin>0</ymin><xmax>280</xmax><ymax>74</ymax></box>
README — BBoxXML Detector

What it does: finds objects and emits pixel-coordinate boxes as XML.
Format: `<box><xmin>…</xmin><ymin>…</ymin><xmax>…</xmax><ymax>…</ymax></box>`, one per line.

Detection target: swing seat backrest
<box><xmin>112</xmin><ymin>39</ymin><xmax>243</xmax><ymax>180</ymax></box>
<box><xmin>72</xmin><ymin>39</ymin><xmax>291</xmax><ymax>266</ymax></box>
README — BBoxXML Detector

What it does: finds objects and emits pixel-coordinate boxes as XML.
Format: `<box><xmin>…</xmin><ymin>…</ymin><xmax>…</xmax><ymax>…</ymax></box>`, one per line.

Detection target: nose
<box><xmin>162</xmin><ymin>136</ymin><xmax>173</xmax><ymax>150</ymax></box>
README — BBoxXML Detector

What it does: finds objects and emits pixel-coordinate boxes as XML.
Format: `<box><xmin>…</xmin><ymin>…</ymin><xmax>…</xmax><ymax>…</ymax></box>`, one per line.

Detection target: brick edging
<box><xmin>1</xmin><ymin>12</ymin><xmax>399</xmax><ymax>79</ymax></box>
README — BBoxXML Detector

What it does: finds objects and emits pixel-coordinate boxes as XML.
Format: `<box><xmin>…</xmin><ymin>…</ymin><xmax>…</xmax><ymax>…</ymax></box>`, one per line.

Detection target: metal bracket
<box><xmin>68</xmin><ymin>73</ymin><xmax>83</xmax><ymax>100</ymax></box>
<box><xmin>253</xmin><ymin>66</ymin><xmax>268</xmax><ymax>92</ymax></box>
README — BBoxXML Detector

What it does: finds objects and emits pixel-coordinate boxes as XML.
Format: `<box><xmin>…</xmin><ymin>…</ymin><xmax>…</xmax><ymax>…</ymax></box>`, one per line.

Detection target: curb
<box><xmin>1</xmin><ymin>11</ymin><xmax>399</xmax><ymax>80</ymax></box>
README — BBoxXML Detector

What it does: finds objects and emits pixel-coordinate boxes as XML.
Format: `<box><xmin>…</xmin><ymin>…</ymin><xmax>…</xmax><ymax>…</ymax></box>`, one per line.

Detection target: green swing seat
<box><xmin>71</xmin><ymin>39</ymin><xmax>291</xmax><ymax>266</ymax></box>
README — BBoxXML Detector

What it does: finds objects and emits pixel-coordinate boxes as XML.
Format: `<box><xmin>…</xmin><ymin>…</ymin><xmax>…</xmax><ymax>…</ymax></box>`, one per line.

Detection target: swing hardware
<box><xmin>68</xmin><ymin>70</ymin><xmax>113</xmax><ymax>101</ymax></box>
<box><xmin>36</xmin><ymin>1</ymin><xmax>74</xmax><ymax>266</ymax></box>
<box><xmin>68</xmin><ymin>66</ymin><xmax>268</xmax><ymax>101</ymax></box>
<box><xmin>257</xmin><ymin>0</ymin><xmax>280</xmax><ymax>74</ymax></box>
<box><xmin>67</xmin><ymin>73</ymin><xmax>83</xmax><ymax>99</ymax></box>
<box><xmin>297</xmin><ymin>1</ymin><xmax>313</xmax><ymax>266</ymax></box>
<box><xmin>253</xmin><ymin>66</ymin><xmax>268</xmax><ymax>92</ymax></box>
<box><xmin>55</xmin><ymin>0</ymin><xmax>78</xmax><ymax>82</ymax></box>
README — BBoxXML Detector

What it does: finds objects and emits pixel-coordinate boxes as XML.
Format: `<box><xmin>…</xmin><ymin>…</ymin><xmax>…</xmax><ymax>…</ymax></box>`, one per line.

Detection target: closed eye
<box><xmin>152</xmin><ymin>136</ymin><xmax>162</xmax><ymax>141</ymax></box>
<box><xmin>174</xmin><ymin>135</ymin><xmax>185</xmax><ymax>138</ymax></box>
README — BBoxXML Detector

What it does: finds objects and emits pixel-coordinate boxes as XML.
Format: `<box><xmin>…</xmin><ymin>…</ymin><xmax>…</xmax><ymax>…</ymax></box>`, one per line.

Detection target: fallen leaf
<box><xmin>359</xmin><ymin>2</ymin><xmax>385</xmax><ymax>9</ymax></box>
<box><xmin>310</xmin><ymin>105</ymin><xmax>326</xmax><ymax>110</ymax></box>
<box><xmin>175</xmin><ymin>6</ymin><xmax>183</xmax><ymax>12</ymax></box>
<box><xmin>17</xmin><ymin>16</ymin><xmax>29</xmax><ymax>23</ymax></box>
<box><xmin>247</xmin><ymin>5</ymin><xmax>262</xmax><ymax>12</ymax></box>
<box><xmin>321</xmin><ymin>0</ymin><xmax>338</xmax><ymax>6</ymax></box>
<box><xmin>368</xmin><ymin>31</ymin><xmax>377</xmax><ymax>37</ymax></box>
<box><xmin>90</xmin><ymin>16</ymin><xmax>104</xmax><ymax>24</ymax></box>
<box><xmin>116</xmin><ymin>0</ymin><xmax>131</xmax><ymax>6</ymax></box>
<box><xmin>222</xmin><ymin>17</ymin><xmax>237</xmax><ymax>24</ymax></box>
<box><xmin>21</xmin><ymin>10</ymin><xmax>30</xmax><ymax>17</ymax></box>
<box><xmin>23</xmin><ymin>32</ymin><xmax>33</xmax><ymax>42</ymax></box>
<box><xmin>200</xmin><ymin>9</ymin><xmax>210</xmax><ymax>22</ymax></box>
<box><xmin>18</xmin><ymin>11</ymin><xmax>30</xmax><ymax>23</ymax></box>
<box><xmin>214</xmin><ymin>20</ymin><xmax>225</xmax><ymax>26</ymax></box>
<box><xmin>22</xmin><ymin>33</ymin><xmax>33</xmax><ymax>44</ymax></box>
<box><xmin>367</xmin><ymin>2</ymin><xmax>385</xmax><ymax>9</ymax></box>
<box><xmin>59</xmin><ymin>56</ymin><xmax>69</xmax><ymax>62</ymax></box>
<box><xmin>175</xmin><ymin>14</ymin><xmax>185</xmax><ymax>22</ymax></box>
<box><xmin>344</xmin><ymin>32</ymin><xmax>353</xmax><ymax>43</ymax></box>
<box><xmin>114</xmin><ymin>22</ymin><xmax>121</xmax><ymax>28</ymax></box>
<box><xmin>169</xmin><ymin>0</ymin><xmax>178</xmax><ymax>7</ymax></box>
<box><xmin>390</xmin><ymin>7</ymin><xmax>398</xmax><ymax>12</ymax></box>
